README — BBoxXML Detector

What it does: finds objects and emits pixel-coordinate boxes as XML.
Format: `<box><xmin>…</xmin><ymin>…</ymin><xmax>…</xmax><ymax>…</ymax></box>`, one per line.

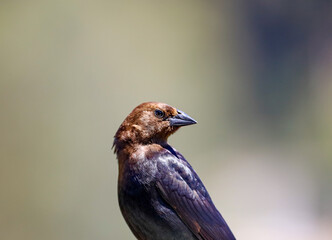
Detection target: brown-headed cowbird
<box><xmin>113</xmin><ymin>102</ymin><xmax>236</xmax><ymax>240</ymax></box>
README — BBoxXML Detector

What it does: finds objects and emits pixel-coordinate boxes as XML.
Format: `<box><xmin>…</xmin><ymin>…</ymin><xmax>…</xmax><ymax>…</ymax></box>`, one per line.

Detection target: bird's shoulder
<box><xmin>123</xmin><ymin>144</ymin><xmax>208</xmax><ymax>199</ymax></box>
<box><xmin>153</xmin><ymin>145</ymin><xmax>209</xmax><ymax>200</ymax></box>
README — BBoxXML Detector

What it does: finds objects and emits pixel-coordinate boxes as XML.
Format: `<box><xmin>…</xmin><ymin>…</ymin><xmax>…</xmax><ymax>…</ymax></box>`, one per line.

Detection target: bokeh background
<box><xmin>1</xmin><ymin>1</ymin><xmax>332</xmax><ymax>239</ymax></box>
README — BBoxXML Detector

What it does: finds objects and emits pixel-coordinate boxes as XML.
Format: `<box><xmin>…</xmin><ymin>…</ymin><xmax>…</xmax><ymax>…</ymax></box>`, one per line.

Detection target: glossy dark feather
<box><xmin>155</xmin><ymin>147</ymin><xmax>235</xmax><ymax>240</ymax></box>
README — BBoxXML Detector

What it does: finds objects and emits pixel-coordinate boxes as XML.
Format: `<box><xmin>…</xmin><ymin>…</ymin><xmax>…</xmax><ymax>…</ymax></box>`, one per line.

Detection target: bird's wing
<box><xmin>155</xmin><ymin>151</ymin><xmax>235</xmax><ymax>240</ymax></box>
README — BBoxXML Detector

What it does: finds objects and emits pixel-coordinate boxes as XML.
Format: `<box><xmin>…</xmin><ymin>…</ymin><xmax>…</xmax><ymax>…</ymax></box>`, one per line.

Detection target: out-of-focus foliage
<box><xmin>0</xmin><ymin>1</ymin><xmax>331</xmax><ymax>240</ymax></box>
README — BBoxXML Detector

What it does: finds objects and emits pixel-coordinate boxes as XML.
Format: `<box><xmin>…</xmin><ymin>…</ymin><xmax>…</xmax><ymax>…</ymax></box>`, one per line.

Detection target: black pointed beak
<box><xmin>169</xmin><ymin>110</ymin><xmax>197</xmax><ymax>126</ymax></box>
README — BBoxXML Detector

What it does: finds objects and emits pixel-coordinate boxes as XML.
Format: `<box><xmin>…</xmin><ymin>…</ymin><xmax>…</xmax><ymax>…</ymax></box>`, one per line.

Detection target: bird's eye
<box><xmin>154</xmin><ymin>109</ymin><xmax>165</xmax><ymax>119</ymax></box>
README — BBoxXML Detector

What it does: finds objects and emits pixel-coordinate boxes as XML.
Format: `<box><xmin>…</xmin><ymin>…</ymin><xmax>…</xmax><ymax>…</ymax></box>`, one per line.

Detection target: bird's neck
<box><xmin>113</xmin><ymin>136</ymin><xmax>168</xmax><ymax>154</ymax></box>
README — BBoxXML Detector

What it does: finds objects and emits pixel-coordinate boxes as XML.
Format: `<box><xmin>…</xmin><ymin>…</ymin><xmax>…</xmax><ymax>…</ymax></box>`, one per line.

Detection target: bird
<box><xmin>113</xmin><ymin>102</ymin><xmax>236</xmax><ymax>240</ymax></box>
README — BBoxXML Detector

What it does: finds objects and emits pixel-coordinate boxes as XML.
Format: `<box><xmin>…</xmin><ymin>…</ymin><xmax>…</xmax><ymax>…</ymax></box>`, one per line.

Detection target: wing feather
<box><xmin>156</xmin><ymin>151</ymin><xmax>236</xmax><ymax>240</ymax></box>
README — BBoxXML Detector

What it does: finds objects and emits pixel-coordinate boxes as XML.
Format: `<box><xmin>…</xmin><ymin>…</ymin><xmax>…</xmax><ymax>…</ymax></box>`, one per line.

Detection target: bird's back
<box><xmin>117</xmin><ymin>144</ymin><xmax>197</xmax><ymax>240</ymax></box>
<box><xmin>117</xmin><ymin>144</ymin><xmax>235</xmax><ymax>240</ymax></box>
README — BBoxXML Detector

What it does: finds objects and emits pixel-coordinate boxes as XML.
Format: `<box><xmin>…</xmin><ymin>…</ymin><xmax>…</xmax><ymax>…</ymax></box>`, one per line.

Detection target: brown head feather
<box><xmin>113</xmin><ymin>102</ymin><xmax>179</xmax><ymax>154</ymax></box>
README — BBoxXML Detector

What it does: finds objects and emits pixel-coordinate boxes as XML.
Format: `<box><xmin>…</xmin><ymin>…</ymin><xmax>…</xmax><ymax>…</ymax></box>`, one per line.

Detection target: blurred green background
<box><xmin>1</xmin><ymin>1</ymin><xmax>332</xmax><ymax>239</ymax></box>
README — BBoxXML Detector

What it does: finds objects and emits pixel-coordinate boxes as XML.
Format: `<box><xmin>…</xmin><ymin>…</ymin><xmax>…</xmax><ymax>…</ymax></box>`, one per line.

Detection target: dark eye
<box><xmin>154</xmin><ymin>109</ymin><xmax>165</xmax><ymax>119</ymax></box>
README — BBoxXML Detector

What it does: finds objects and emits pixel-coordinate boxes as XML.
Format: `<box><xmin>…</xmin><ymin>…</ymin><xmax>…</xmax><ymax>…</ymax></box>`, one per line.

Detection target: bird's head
<box><xmin>113</xmin><ymin>102</ymin><xmax>197</xmax><ymax>150</ymax></box>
